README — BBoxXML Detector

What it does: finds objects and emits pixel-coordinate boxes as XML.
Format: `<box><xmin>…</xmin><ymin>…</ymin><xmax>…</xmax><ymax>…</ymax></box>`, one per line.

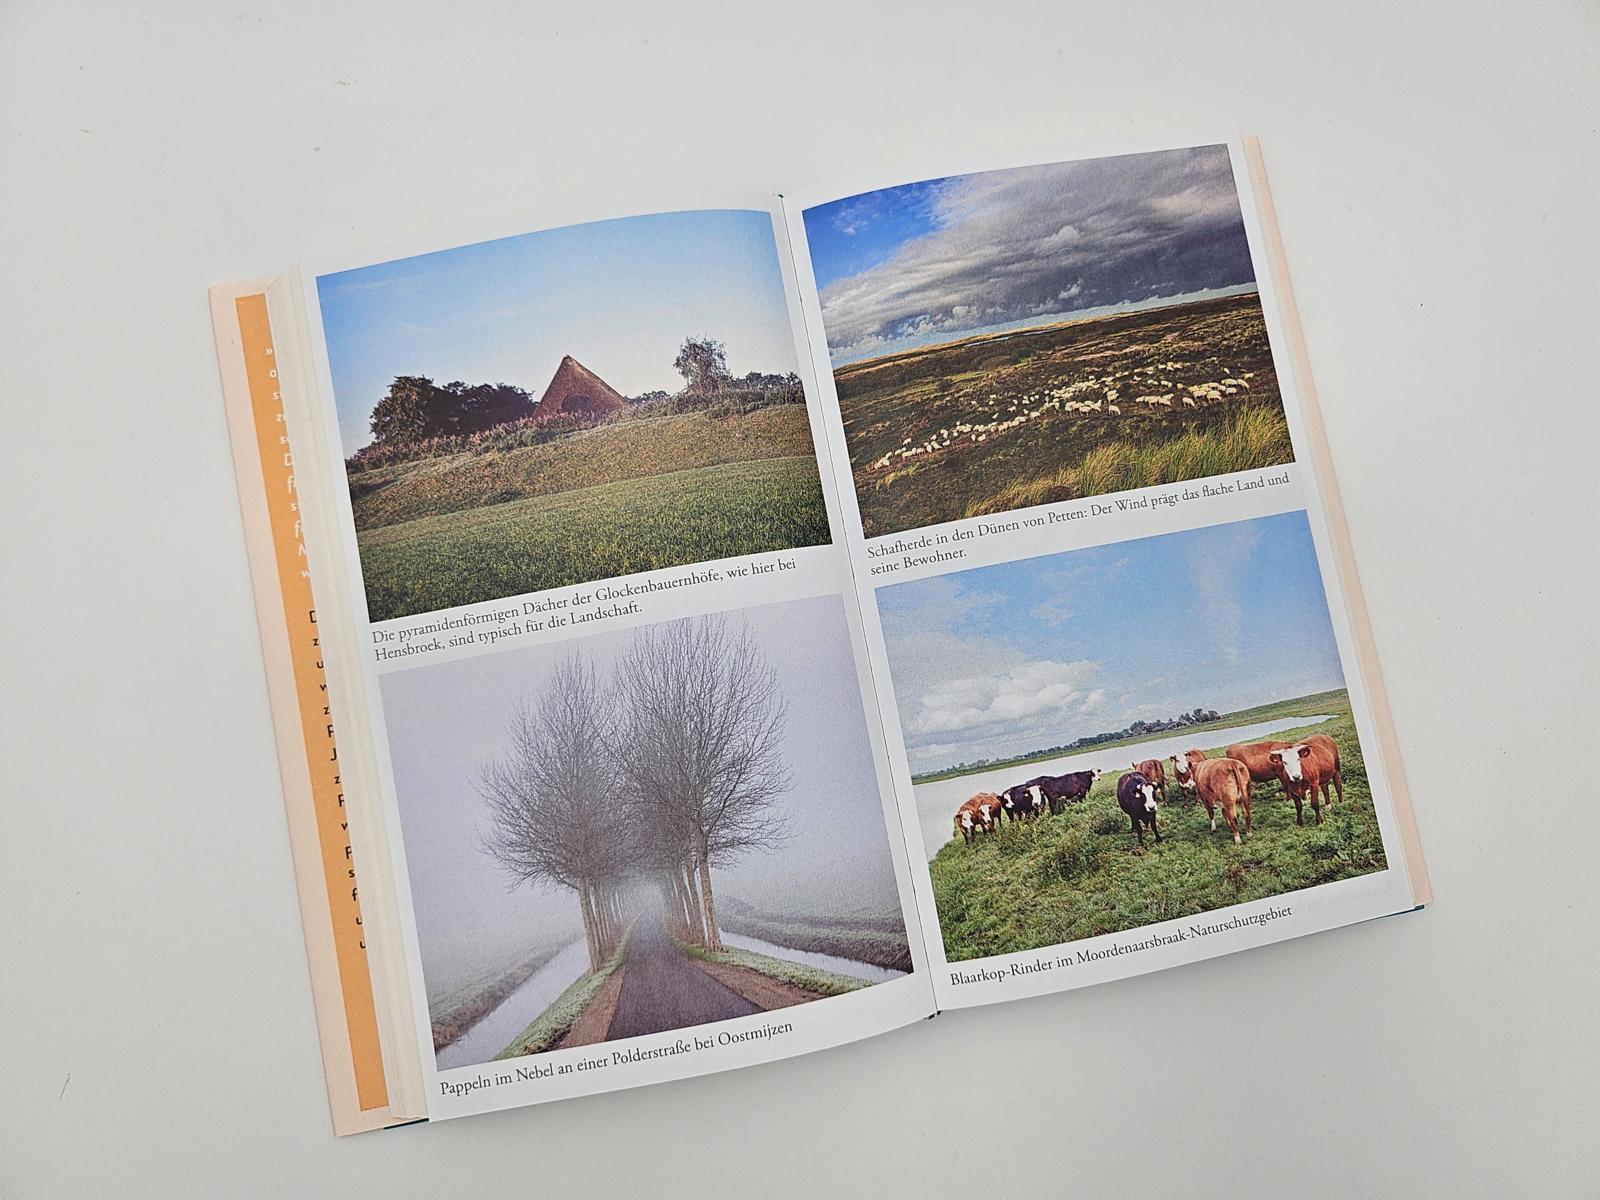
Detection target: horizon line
<box><xmin>829</xmin><ymin>283</ymin><xmax>1261</xmax><ymax>370</ymax></box>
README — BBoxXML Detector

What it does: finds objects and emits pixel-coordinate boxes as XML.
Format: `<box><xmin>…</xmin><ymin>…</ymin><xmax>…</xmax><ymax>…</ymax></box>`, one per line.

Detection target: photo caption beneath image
<box><xmin>867</xmin><ymin>469</ymin><xmax>1291</xmax><ymax>578</ymax></box>
<box><xmin>371</xmin><ymin>555</ymin><xmax>801</xmax><ymax>663</ymax></box>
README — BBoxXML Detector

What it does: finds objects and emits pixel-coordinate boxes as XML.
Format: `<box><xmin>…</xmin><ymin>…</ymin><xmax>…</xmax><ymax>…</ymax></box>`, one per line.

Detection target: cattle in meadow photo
<box><xmin>1000</xmin><ymin>782</ymin><xmax>1048</xmax><ymax>823</ymax></box>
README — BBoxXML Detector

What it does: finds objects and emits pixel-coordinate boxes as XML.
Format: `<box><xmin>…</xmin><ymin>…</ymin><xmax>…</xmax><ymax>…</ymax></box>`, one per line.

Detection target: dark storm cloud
<box><xmin>818</xmin><ymin>145</ymin><xmax>1256</xmax><ymax>360</ymax></box>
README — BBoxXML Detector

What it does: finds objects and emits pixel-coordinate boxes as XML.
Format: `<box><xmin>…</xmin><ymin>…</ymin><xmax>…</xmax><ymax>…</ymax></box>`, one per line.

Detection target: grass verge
<box><xmin>673</xmin><ymin>935</ymin><xmax>872</xmax><ymax>997</ymax></box>
<box><xmin>492</xmin><ymin>931</ymin><xmax>632</xmax><ymax>1060</ymax></box>
<box><xmin>430</xmin><ymin>940</ymin><xmax>568</xmax><ymax>1053</ymax></box>
<box><xmin>714</xmin><ymin>908</ymin><xmax>912</xmax><ymax>972</ymax></box>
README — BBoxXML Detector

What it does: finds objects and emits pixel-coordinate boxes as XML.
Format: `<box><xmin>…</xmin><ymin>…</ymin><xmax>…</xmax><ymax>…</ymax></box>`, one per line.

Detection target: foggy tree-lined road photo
<box><xmin>385</xmin><ymin>597</ymin><xmax>915</xmax><ymax>1068</ymax></box>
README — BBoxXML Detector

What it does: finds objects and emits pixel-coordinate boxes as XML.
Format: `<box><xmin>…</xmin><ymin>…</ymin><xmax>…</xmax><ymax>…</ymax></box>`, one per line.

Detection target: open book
<box><xmin>210</xmin><ymin>133</ymin><xmax>1430</xmax><ymax>1135</ymax></box>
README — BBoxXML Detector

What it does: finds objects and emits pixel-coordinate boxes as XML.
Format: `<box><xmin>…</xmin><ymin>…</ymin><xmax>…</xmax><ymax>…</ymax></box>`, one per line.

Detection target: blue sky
<box><xmin>806</xmin><ymin>178</ymin><xmax>946</xmax><ymax>292</ymax></box>
<box><xmin>316</xmin><ymin>209</ymin><xmax>799</xmax><ymax>453</ymax></box>
<box><xmin>877</xmin><ymin>512</ymin><xmax>1345</xmax><ymax>773</ymax></box>
<box><xmin>802</xmin><ymin>145</ymin><xmax>1256</xmax><ymax>364</ymax></box>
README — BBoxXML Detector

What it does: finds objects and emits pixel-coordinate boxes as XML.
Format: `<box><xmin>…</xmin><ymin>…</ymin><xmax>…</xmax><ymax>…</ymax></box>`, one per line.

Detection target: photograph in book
<box><xmin>800</xmin><ymin>146</ymin><xmax>1294</xmax><ymax>537</ymax></box>
<box><xmin>380</xmin><ymin>594</ymin><xmax>913</xmax><ymax>1069</ymax></box>
<box><xmin>315</xmin><ymin>209</ymin><xmax>831</xmax><ymax>621</ymax></box>
<box><xmin>876</xmin><ymin>511</ymin><xmax>1387</xmax><ymax>961</ymax></box>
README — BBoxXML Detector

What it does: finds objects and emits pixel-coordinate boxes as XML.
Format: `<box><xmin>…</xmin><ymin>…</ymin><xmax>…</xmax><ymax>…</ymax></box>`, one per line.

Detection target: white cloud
<box><xmin>816</xmin><ymin>145</ymin><xmax>1253</xmax><ymax>360</ymax></box>
<box><xmin>902</xmin><ymin>655</ymin><xmax>1103</xmax><ymax>743</ymax></box>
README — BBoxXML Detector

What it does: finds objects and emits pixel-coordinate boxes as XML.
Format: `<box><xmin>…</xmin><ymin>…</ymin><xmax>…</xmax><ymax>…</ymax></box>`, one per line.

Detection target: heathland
<box><xmin>346</xmin><ymin>372</ymin><xmax>831</xmax><ymax>621</ymax></box>
<box><xmin>926</xmin><ymin>691</ymin><xmax>1387</xmax><ymax>959</ymax></box>
<box><xmin>834</xmin><ymin>293</ymin><xmax>1292</xmax><ymax>536</ymax></box>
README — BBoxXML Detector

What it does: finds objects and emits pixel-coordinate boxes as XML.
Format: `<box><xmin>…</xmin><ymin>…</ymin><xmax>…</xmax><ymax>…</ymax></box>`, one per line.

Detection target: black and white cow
<box><xmin>1032</xmin><ymin>769</ymin><xmax>1101</xmax><ymax>814</ymax></box>
<box><xmin>999</xmin><ymin>782</ymin><xmax>1047</xmax><ymax>822</ymax></box>
<box><xmin>1116</xmin><ymin>770</ymin><xmax>1162</xmax><ymax>846</ymax></box>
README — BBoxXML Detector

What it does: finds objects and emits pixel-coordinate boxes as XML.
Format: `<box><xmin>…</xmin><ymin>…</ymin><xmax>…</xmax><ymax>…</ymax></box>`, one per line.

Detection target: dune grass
<box><xmin>927</xmin><ymin>694</ymin><xmax>1388</xmax><ymax>960</ymax></box>
<box><xmin>965</xmin><ymin>403</ymin><xmax>1291</xmax><ymax>518</ymax></box>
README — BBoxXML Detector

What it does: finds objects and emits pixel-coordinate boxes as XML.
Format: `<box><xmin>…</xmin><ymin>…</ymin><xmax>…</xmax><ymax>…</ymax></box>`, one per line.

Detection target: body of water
<box><xmin>914</xmin><ymin>714</ymin><xmax>1337</xmax><ymax>860</ymax></box>
<box><xmin>719</xmin><ymin>931</ymin><xmax>909</xmax><ymax>985</ymax></box>
<box><xmin>435</xmin><ymin>937</ymin><xmax>589</xmax><ymax>1071</ymax></box>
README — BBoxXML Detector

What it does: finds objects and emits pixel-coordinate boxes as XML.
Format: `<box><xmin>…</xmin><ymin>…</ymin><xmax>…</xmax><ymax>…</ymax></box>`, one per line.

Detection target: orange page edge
<box><xmin>210</xmin><ymin>281</ymin><xmax>407</xmax><ymax>1135</ymax></box>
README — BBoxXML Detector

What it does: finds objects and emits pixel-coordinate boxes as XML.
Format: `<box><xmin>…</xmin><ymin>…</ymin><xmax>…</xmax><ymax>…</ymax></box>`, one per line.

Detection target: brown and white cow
<box><xmin>1183</xmin><ymin>749</ymin><xmax>1252</xmax><ymax>845</ymax></box>
<box><xmin>1167</xmin><ymin>754</ymin><xmax>1198</xmax><ymax>805</ymax></box>
<box><xmin>954</xmin><ymin>792</ymin><xmax>1002</xmax><ymax>844</ymax></box>
<box><xmin>1267</xmin><ymin>735</ymin><xmax>1345</xmax><ymax>825</ymax></box>
<box><xmin>1225</xmin><ymin>739</ymin><xmax>1293</xmax><ymax>790</ymax></box>
<box><xmin>1132</xmin><ymin>758</ymin><xmax>1167</xmax><ymax>802</ymax></box>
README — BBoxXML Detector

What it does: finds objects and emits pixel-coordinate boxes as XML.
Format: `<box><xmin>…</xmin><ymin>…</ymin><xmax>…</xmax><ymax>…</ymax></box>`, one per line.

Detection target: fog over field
<box><xmin>380</xmin><ymin>595</ymin><xmax>904</xmax><ymax>1001</ymax></box>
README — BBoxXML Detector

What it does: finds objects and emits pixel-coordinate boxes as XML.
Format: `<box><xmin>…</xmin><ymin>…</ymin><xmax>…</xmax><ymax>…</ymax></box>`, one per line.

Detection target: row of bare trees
<box><xmin>479</xmin><ymin>617</ymin><xmax>791</xmax><ymax>972</ymax></box>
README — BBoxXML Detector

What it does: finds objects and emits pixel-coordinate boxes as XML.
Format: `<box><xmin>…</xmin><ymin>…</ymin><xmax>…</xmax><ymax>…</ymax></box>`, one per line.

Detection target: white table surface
<box><xmin>3</xmin><ymin>1</ymin><xmax>1597</xmax><ymax>1195</ymax></box>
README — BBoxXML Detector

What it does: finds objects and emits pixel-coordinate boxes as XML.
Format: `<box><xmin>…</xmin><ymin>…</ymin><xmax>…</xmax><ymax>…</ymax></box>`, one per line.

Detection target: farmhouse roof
<box><xmin>532</xmin><ymin>355</ymin><xmax>629</xmax><ymax>421</ymax></box>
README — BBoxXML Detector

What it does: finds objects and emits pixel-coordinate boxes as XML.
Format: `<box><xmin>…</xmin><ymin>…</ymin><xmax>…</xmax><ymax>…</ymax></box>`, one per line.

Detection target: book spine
<box><xmin>210</xmin><ymin>283</ymin><xmax>401</xmax><ymax>1135</ymax></box>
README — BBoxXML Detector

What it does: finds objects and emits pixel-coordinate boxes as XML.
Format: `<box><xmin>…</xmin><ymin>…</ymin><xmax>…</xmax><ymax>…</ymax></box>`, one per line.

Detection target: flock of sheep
<box><xmin>869</xmin><ymin>363</ymin><xmax>1257</xmax><ymax>472</ymax></box>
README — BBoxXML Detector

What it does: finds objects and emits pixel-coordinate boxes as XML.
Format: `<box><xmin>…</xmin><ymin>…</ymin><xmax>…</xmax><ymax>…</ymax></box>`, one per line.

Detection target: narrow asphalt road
<box><xmin>606</xmin><ymin>917</ymin><xmax>760</xmax><ymax>1040</ymax></box>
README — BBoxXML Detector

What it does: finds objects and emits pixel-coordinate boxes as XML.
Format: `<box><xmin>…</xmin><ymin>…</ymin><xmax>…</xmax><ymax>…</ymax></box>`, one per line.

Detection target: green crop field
<box><xmin>927</xmin><ymin>692</ymin><xmax>1388</xmax><ymax>960</ymax></box>
<box><xmin>358</xmin><ymin>456</ymin><xmax>830</xmax><ymax>620</ymax></box>
<box><xmin>347</xmin><ymin>404</ymin><xmax>830</xmax><ymax>620</ymax></box>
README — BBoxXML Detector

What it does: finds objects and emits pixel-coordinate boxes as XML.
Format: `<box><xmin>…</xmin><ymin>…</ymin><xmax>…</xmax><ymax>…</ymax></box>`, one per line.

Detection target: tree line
<box><xmin>478</xmin><ymin>616</ymin><xmax>791</xmax><ymax>971</ymax></box>
<box><xmin>935</xmin><ymin>707</ymin><xmax>1225</xmax><ymax>775</ymax></box>
<box><xmin>362</xmin><ymin>336</ymin><xmax>800</xmax><ymax>450</ymax></box>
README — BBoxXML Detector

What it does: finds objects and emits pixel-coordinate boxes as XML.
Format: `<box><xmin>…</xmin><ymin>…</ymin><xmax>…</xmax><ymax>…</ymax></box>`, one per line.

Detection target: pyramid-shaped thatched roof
<box><xmin>531</xmin><ymin>355</ymin><xmax>629</xmax><ymax>422</ymax></box>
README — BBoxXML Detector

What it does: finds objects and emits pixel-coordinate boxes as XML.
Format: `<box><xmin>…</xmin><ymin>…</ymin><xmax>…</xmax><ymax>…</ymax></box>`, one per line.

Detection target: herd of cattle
<box><xmin>952</xmin><ymin>734</ymin><xmax>1346</xmax><ymax>849</ymax></box>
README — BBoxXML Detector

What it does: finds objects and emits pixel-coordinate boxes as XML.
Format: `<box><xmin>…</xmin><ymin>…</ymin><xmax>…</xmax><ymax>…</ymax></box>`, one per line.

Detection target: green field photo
<box><xmin>316</xmin><ymin>209</ymin><xmax>832</xmax><ymax>621</ymax></box>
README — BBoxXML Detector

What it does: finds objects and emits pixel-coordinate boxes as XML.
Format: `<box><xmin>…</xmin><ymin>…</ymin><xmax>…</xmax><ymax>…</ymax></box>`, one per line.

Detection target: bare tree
<box><xmin>615</xmin><ymin>616</ymin><xmax>790</xmax><ymax>950</ymax></box>
<box><xmin>479</xmin><ymin>653</ymin><xmax>629</xmax><ymax>971</ymax></box>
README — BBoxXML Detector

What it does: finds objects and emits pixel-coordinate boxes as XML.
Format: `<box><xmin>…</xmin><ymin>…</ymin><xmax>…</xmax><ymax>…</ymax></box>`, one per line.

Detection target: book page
<box><xmin>281</xmin><ymin>201</ymin><xmax>937</xmax><ymax>1122</ymax></box>
<box><xmin>780</xmin><ymin>133</ymin><xmax>1427</xmax><ymax>1013</ymax></box>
